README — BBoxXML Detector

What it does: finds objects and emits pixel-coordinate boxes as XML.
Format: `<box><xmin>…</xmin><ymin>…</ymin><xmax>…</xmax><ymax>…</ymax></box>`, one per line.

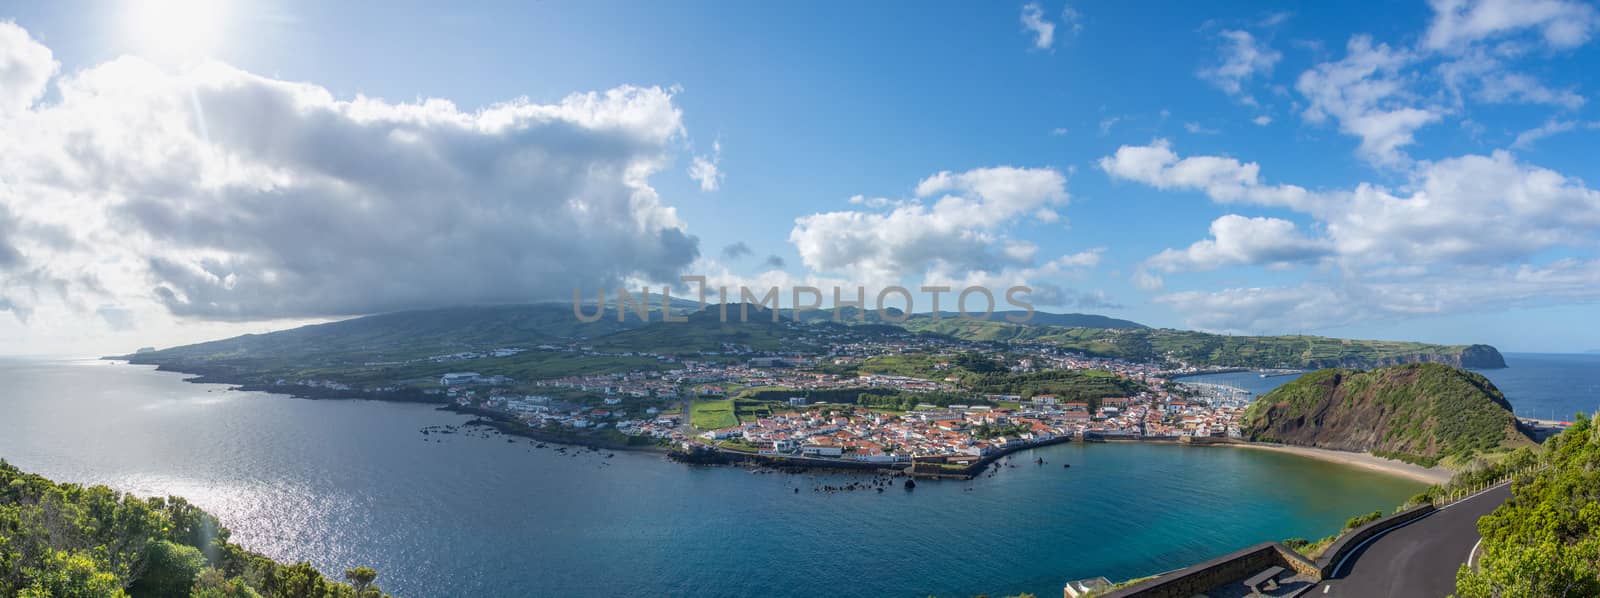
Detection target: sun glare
<box><xmin>122</xmin><ymin>0</ymin><xmax>229</xmax><ymax>62</ymax></box>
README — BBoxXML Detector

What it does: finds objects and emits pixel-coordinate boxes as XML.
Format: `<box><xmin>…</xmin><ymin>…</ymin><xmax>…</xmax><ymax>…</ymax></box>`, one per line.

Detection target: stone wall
<box><xmin>1095</xmin><ymin>504</ymin><xmax>1438</xmax><ymax>597</ymax></box>
<box><xmin>1315</xmin><ymin>504</ymin><xmax>1436</xmax><ymax>577</ymax></box>
<box><xmin>1097</xmin><ymin>543</ymin><xmax>1316</xmax><ymax>598</ymax></box>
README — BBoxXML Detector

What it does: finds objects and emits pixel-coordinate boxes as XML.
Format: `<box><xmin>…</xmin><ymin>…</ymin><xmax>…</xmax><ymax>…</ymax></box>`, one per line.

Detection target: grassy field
<box><xmin>690</xmin><ymin>399</ymin><xmax>739</xmax><ymax>430</ymax></box>
<box><xmin>733</xmin><ymin>399</ymin><xmax>776</xmax><ymax>420</ymax></box>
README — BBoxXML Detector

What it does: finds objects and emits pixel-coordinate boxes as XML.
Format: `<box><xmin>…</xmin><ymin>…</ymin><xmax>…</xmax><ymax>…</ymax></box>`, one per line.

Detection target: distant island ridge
<box><xmin>112</xmin><ymin>302</ymin><xmax>1506</xmax><ymax>370</ymax></box>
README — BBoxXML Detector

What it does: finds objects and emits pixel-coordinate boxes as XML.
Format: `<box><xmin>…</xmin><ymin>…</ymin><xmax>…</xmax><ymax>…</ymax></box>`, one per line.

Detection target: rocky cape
<box><xmin>1242</xmin><ymin>363</ymin><xmax>1533</xmax><ymax>467</ymax></box>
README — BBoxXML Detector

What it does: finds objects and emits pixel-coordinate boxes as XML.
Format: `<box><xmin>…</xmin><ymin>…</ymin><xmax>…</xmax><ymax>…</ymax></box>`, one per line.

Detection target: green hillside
<box><xmin>1242</xmin><ymin>363</ymin><xmax>1534</xmax><ymax>467</ymax></box>
<box><xmin>964</xmin><ymin>368</ymin><xmax>1147</xmax><ymax>405</ymax></box>
<box><xmin>1456</xmin><ymin>416</ymin><xmax>1600</xmax><ymax>597</ymax></box>
<box><xmin>589</xmin><ymin>305</ymin><xmax>814</xmax><ymax>355</ymax></box>
<box><xmin>786</xmin><ymin>307</ymin><xmax>1147</xmax><ymax>330</ymax></box>
<box><xmin>113</xmin><ymin>300</ymin><xmax>1505</xmax><ymax>389</ymax></box>
<box><xmin>0</xmin><ymin>460</ymin><xmax>388</xmax><ymax>597</ymax></box>
<box><xmin>120</xmin><ymin>304</ymin><xmax>652</xmax><ymax>366</ymax></box>
<box><xmin>905</xmin><ymin>323</ymin><xmax>1506</xmax><ymax>369</ymax></box>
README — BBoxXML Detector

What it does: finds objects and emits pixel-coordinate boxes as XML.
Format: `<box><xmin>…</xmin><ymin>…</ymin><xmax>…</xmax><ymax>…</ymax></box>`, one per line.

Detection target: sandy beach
<box><xmin>1229</xmin><ymin>442</ymin><xmax>1453</xmax><ymax>485</ymax></box>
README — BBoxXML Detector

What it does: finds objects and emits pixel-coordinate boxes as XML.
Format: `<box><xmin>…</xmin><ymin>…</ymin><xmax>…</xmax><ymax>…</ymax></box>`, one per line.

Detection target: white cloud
<box><xmin>1146</xmin><ymin>215</ymin><xmax>1331</xmax><ymax>272</ymax></box>
<box><xmin>1097</xmin><ymin>139</ymin><xmax>1315</xmax><ymax>209</ymax></box>
<box><xmin>687</xmin><ymin>139</ymin><xmax>724</xmax><ymax>191</ymax></box>
<box><xmin>1198</xmin><ymin>29</ymin><xmax>1282</xmax><ymax>105</ymax></box>
<box><xmin>1020</xmin><ymin>3</ymin><xmax>1055</xmax><ymax>50</ymax></box>
<box><xmin>1160</xmin><ymin>259</ymin><xmax>1600</xmax><ymax>333</ymax></box>
<box><xmin>919</xmin><ymin>249</ymin><xmax>1116</xmax><ymax>310</ymax></box>
<box><xmin>1130</xmin><ymin>268</ymin><xmax>1165</xmax><ymax>291</ymax></box>
<box><xmin>1424</xmin><ymin>0</ymin><xmax>1599</xmax><ymax>51</ymax></box>
<box><xmin>1054</xmin><ymin>248</ymin><xmax>1104</xmax><ymax>269</ymax></box>
<box><xmin>1475</xmin><ymin>71</ymin><xmax>1585</xmax><ymax>108</ymax></box>
<box><xmin>1102</xmin><ymin>140</ymin><xmax>1600</xmax><ymax>331</ymax></box>
<box><xmin>1511</xmin><ymin>119</ymin><xmax>1600</xmax><ymax>149</ymax></box>
<box><xmin>0</xmin><ymin>21</ymin><xmax>57</xmax><ymax>116</ymax></box>
<box><xmin>0</xmin><ymin>26</ymin><xmax>702</xmax><ymax>326</ymax></box>
<box><xmin>1295</xmin><ymin>35</ymin><xmax>1441</xmax><ymax>167</ymax></box>
<box><xmin>1184</xmin><ymin>122</ymin><xmax>1221</xmax><ymax>135</ymax></box>
<box><xmin>1252</xmin><ymin>115</ymin><xmax>1273</xmax><ymax>126</ymax></box>
<box><xmin>790</xmin><ymin>166</ymin><xmax>1068</xmax><ymax>283</ymax></box>
<box><xmin>1098</xmin><ymin>116</ymin><xmax>1121</xmax><ymax>136</ymax></box>
<box><xmin>1329</xmin><ymin>151</ymin><xmax>1600</xmax><ymax>265</ymax></box>
<box><xmin>1049</xmin><ymin>127</ymin><xmax>1070</xmax><ymax>136</ymax></box>
<box><xmin>1061</xmin><ymin>6</ymin><xmax>1084</xmax><ymax>37</ymax></box>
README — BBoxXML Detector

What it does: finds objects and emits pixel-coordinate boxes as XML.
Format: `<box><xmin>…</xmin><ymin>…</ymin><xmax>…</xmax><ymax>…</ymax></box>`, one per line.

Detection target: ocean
<box><xmin>0</xmin><ymin>357</ymin><xmax>1509</xmax><ymax>598</ymax></box>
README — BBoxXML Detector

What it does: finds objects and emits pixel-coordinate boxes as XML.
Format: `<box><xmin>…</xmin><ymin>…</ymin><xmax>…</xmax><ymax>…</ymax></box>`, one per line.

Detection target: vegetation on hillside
<box><xmin>1455</xmin><ymin>416</ymin><xmax>1600</xmax><ymax>597</ymax></box>
<box><xmin>0</xmin><ymin>460</ymin><xmax>386</xmax><ymax>597</ymax></box>
<box><xmin>590</xmin><ymin>306</ymin><xmax>814</xmax><ymax>355</ymax></box>
<box><xmin>1242</xmin><ymin>363</ymin><xmax>1533</xmax><ymax>467</ymax></box>
<box><xmin>904</xmin><ymin>323</ymin><xmax>1505</xmax><ymax>370</ymax></box>
<box><xmin>964</xmin><ymin>369</ymin><xmax>1146</xmax><ymax>405</ymax></box>
<box><xmin>118</xmin><ymin>301</ymin><xmax>1503</xmax><ymax>392</ymax></box>
<box><xmin>854</xmin><ymin>352</ymin><xmax>1007</xmax><ymax>380</ymax></box>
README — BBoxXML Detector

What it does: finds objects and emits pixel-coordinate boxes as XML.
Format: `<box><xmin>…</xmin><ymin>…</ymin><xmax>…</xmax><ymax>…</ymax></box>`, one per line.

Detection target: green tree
<box><xmin>1455</xmin><ymin>413</ymin><xmax>1600</xmax><ymax>597</ymax></box>
<box><xmin>191</xmin><ymin>568</ymin><xmax>262</xmax><ymax>598</ymax></box>
<box><xmin>266</xmin><ymin>561</ymin><xmax>329</xmax><ymax>598</ymax></box>
<box><xmin>17</xmin><ymin>550</ymin><xmax>127</xmax><ymax>598</ymax></box>
<box><xmin>343</xmin><ymin>567</ymin><xmax>377</xmax><ymax>596</ymax></box>
<box><xmin>128</xmin><ymin>541</ymin><xmax>207</xmax><ymax>598</ymax></box>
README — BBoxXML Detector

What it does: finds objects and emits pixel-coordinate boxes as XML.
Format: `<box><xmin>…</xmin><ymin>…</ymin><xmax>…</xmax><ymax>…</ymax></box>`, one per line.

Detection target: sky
<box><xmin>1</xmin><ymin>0</ymin><xmax>1599</xmax><ymax>355</ymax></box>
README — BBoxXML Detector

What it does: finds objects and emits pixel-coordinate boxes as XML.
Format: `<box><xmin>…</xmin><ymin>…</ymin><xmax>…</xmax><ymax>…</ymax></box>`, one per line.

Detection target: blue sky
<box><xmin>1</xmin><ymin>0</ymin><xmax>1599</xmax><ymax>354</ymax></box>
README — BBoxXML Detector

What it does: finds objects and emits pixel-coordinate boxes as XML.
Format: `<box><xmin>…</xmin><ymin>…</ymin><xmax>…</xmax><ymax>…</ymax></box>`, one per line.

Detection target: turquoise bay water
<box><xmin>0</xmin><ymin>359</ymin><xmax>1430</xmax><ymax>597</ymax></box>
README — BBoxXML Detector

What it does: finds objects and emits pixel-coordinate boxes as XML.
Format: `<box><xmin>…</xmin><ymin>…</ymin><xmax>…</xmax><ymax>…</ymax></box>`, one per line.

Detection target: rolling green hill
<box><xmin>904</xmin><ymin>323</ymin><xmax>1506</xmax><ymax>369</ymax></box>
<box><xmin>1242</xmin><ymin>363</ymin><xmax>1535</xmax><ymax>467</ymax></box>
<box><xmin>114</xmin><ymin>300</ymin><xmax>1505</xmax><ymax>389</ymax></box>
<box><xmin>121</xmin><ymin>303</ymin><xmax>649</xmax><ymax>366</ymax></box>
<box><xmin>589</xmin><ymin>305</ymin><xmax>816</xmax><ymax>355</ymax></box>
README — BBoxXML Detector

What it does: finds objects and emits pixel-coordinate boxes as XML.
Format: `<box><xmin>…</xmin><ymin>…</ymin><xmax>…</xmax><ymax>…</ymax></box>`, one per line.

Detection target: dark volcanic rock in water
<box><xmin>903</xmin><ymin>479</ymin><xmax>916</xmax><ymax>490</ymax></box>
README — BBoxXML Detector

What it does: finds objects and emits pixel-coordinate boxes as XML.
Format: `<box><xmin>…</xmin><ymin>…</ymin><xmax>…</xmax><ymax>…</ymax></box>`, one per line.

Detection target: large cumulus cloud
<box><xmin>789</xmin><ymin>166</ymin><xmax>1070</xmax><ymax>282</ymax></box>
<box><xmin>0</xmin><ymin>24</ymin><xmax>699</xmax><ymax>321</ymax></box>
<box><xmin>1102</xmin><ymin>138</ymin><xmax>1600</xmax><ymax>332</ymax></box>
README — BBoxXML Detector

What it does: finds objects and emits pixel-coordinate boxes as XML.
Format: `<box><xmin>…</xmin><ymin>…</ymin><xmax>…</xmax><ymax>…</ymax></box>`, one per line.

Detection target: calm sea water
<box><xmin>0</xmin><ymin>359</ymin><xmax>1434</xmax><ymax>597</ymax></box>
<box><xmin>1180</xmin><ymin>353</ymin><xmax>1600</xmax><ymax>421</ymax></box>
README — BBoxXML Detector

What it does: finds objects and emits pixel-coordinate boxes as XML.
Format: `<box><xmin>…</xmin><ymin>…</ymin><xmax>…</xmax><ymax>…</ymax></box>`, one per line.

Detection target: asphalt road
<box><xmin>1320</xmin><ymin>482</ymin><xmax>1513</xmax><ymax>597</ymax></box>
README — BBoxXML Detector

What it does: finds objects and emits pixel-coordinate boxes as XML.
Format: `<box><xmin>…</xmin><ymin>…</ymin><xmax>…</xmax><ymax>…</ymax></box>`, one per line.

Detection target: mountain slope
<box><xmin>115</xmin><ymin>301</ymin><xmax>1505</xmax><ymax>379</ymax></box>
<box><xmin>1242</xmin><ymin>363</ymin><xmax>1534</xmax><ymax>467</ymax></box>
<box><xmin>116</xmin><ymin>303</ymin><xmax>665</xmax><ymax>364</ymax></box>
<box><xmin>783</xmin><ymin>307</ymin><xmax>1147</xmax><ymax>330</ymax></box>
<box><xmin>910</xmin><ymin>324</ymin><xmax>1506</xmax><ymax>369</ymax></box>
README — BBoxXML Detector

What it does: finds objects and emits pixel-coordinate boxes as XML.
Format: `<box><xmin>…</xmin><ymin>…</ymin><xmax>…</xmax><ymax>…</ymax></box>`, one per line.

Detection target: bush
<box><xmin>128</xmin><ymin>541</ymin><xmax>208</xmax><ymax>597</ymax></box>
<box><xmin>1344</xmin><ymin>510</ymin><xmax>1384</xmax><ymax>530</ymax></box>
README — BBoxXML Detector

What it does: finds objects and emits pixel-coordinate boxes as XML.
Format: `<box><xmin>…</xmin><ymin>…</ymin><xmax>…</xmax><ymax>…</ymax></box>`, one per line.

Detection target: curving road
<box><xmin>1319</xmin><ymin>482</ymin><xmax>1512</xmax><ymax>597</ymax></box>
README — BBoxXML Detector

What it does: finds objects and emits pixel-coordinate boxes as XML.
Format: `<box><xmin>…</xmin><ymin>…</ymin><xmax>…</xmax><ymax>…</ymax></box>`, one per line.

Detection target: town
<box><xmin>310</xmin><ymin>330</ymin><xmax>1266</xmax><ymax>471</ymax></box>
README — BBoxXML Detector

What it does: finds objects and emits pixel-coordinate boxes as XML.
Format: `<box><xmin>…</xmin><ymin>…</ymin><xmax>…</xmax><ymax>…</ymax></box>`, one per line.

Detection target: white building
<box><xmin>439</xmin><ymin>372</ymin><xmax>482</xmax><ymax>386</ymax></box>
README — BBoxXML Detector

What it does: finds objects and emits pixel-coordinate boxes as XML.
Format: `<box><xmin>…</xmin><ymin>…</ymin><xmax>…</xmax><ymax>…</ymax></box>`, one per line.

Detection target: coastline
<box><xmin>111</xmin><ymin>360</ymin><xmax>1454</xmax><ymax>484</ymax></box>
<box><xmin>1225</xmin><ymin>442</ymin><xmax>1452</xmax><ymax>485</ymax></box>
<box><xmin>1092</xmin><ymin>437</ymin><xmax>1450</xmax><ymax>485</ymax></box>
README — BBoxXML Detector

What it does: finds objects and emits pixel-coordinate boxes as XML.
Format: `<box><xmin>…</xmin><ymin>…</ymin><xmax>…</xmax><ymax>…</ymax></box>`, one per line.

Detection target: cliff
<box><xmin>1242</xmin><ymin>363</ymin><xmax>1533</xmax><ymax>467</ymax></box>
